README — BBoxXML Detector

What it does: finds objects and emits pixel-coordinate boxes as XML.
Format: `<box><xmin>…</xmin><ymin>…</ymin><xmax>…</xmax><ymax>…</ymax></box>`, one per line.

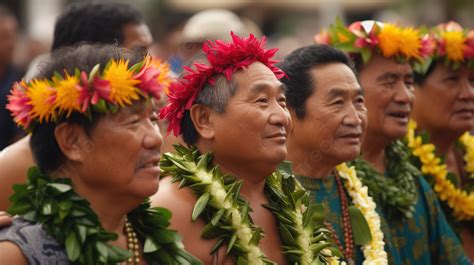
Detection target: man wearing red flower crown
<box><xmin>315</xmin><ymin>19</ymin><xmax>470</xmax><ymax>264</ymax></box>
<box><xmin>410</xmin><ymin>21</ymin><xmax>474</xmax><ymax>261</ymax></box>
<box><xmin>151</xmin><ymin>33</ymin><xmax>341</xmax><ymax>265</ymax></box>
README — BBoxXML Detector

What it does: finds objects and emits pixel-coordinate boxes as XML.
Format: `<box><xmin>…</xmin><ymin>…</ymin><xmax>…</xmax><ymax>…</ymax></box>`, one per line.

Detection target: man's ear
<box><xmin>54</xmin><ymin>123</ymin><xmax>91</xmax><ymax>162</ymax></box>
<box><xmin>189</xmin><ymin>104</ymin><xmax>215</xmax><ymax>140</ymax></box>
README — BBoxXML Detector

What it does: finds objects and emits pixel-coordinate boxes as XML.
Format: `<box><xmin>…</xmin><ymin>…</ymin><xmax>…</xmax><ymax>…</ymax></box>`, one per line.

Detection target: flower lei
<box><xmin>406</xmin><ymin>120</ymin><xmax>474</xmax><ymax>221</ymax></box>
<box><xmin>7</xmin><ymin>56</ymin><xmax>171</xmax><ymax>130</ymax></box>
<box><xmin>335</xmin><ymin>163</ymin><xmax>388</xmax><ymax>265</ymax></box>
<box><xmin>349</xmin><ymin>140</ymin><xmax>419</xmax><ymax>219</ymax></box>
<box><xmin>414</xmin><ymin>21</ymin><xmax>474</xmax><ymax>73</ymax></box>
<box><xmin>7</xmin><ymin>166</ymin><xmax>201</xmax><ymax>265</ymax></box>
<box><xmin>160</xmin><ymin>144</ymin><xmax>343</xmax><ymax>264</ymax></box>
<box><xmin>159</xmin><ymin>32</ymin><xmax>285</xmax><ymax>136</ymax></box>
<box><xmin>314</xmin><ymin>18</ymin><xmax>431</xmax><ymax>66</ymax></box>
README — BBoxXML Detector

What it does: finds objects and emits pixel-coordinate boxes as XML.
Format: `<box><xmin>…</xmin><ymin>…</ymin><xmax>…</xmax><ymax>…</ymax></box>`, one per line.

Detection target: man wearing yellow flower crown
<box><xmin>0</xmin><ymin>1</ymin><xmax>156</xmax><ymax>211</ymax></box>
<box><xmin>410</xmin><ymin>21</ymin><xmax>474</xmax><ymax>261</ymax></box>
<box><xmin>315</xmin><ymin>19</ymin><xmax>470</xmax><ymax>264</ymax></box>
<box><xmin>152</xmin><ymin>33</ymin><xmax>342</xmax><ymax>265</ymax></box>
<box><xmin>0</xmin><ymin>44</ymin><xmax>200</xmax><ymax>264</ymax></box>
<box><xmin>278</xmin><ymin>44</ymin><xmax>395</xmax><ymax>265</ymax></box>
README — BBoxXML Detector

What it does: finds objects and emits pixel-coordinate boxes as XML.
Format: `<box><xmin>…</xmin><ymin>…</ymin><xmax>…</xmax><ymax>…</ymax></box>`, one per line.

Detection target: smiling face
<box><xmin>77</xmin><ymin>100</ymin><xmax>163</xmax><ymax>199</ymax></box>
<box><xmin>413</xmin><ymin>63</ymin><xmax>474</xmax><ymax>135</ymax></box>
<box><xmin>290</xmin><ymin>63</ymin><xmax>367</xmax><ymax>165</ymax></box>
<box><xmin>358</xmin><ymin>53</ymin><xmax>415</xmax><ymax>142</ymax></box>
<box><xmin>210</xmin><ymin>62</ymin><xmax>291</xmax><ymax>176</ymax></box>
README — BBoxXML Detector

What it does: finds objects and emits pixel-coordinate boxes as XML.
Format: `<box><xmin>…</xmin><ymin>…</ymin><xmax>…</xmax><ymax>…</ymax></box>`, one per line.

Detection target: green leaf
<box><xmin>210</xmin><ymin>237</ymin><xmax>227</xmax><ymax>254</ymax></box>
<box><xmin>192</xmin><ymin>193</ymin><xmax>210</xmax><ymax>221</ymax></box>
<box><xmin>65</xmin><ymin>231</ymin><xmax>81</xmax><ymax>261</ymax></box>
<box><xmin>211</xmin><ymin>209</ymin><xmax>225</xmax><ymax>226</ymax></box>
<box><xmin>47</xmin><ymin>183</ymin><xmax>72</xmax><ymax>194</ymax></box>
<box><xmin>144</xmin><ymin>237</ymin><xmax>160</xmax><ymax>253</ymax></box>
<box><xmin>348</xmin><ymin>205</ymin><xmax>372</xmax><ymax>246</ymax></box>
<box><xmin>226</xmin><ymin>233</ymin><xmax>237</xmax><ymax>254</ymax></box>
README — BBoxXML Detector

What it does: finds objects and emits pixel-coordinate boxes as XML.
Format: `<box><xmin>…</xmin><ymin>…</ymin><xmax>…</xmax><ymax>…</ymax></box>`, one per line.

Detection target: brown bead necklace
<box><xmin>325</xmin><ymin>171</ymin><xmax>355</xmax><ymax>265</ymax></box>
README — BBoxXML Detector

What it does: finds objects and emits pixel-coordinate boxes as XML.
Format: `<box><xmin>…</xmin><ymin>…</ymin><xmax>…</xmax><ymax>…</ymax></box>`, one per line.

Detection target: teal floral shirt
<box><xmin>384</xmin><ymin>175</ymin><xmax>470</xmax><ymax>265</ymax></box>
<box><xmin>297</xmin><ymin>174</ymin><xmax>471</xmax><ymax>265</ymax></box>
<box><xmin>296</xmin><ymin>175</ymin><xmax>401</xmax><ymax>265</ymax></box>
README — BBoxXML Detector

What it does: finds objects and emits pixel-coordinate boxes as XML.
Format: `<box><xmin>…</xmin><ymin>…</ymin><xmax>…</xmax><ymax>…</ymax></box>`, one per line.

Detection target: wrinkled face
<box><xmin>122</xmin><ymin>23</ymin><xmax>153</xmax><ymax>50</ymax></box>
<box><xmin>358</xmin><ymin>54</ymin><xmax>414</xmax><ymax>141</ymax></box>
<box><xmin>79</xmin><ymin>101</ymin><xmax>162</xmax><ymax>199</ymax></box>
<box><xmin>211</xmin><ymin>62</ymin><xmax>291</xmax><ymax>170</ymax></box>
<box><xmin>290</xmin><ymin>63</ymin><xmax>367</xmax><ymax>164</ymax></box>
<box><xmin>0</xmin><ymin>16</ymin><xmax>17</xmax><ymax>64</ymax></box>
<box><xmin>414</xmin><ymin>64</ymin><xmax>474</xmax><ymax>134</ymax></box>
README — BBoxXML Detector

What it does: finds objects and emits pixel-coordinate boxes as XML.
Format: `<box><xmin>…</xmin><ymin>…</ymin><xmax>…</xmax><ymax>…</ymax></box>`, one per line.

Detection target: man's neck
<box><xmin>287</xmin><ymin>145</ymin><xmax>336</xmax><ymax>179</ymax></box>
<box><xmin>58</xmin><ymin>169</ymin><xmax>137</xmax><ymax>235</ymax></box>
<box><xmin>361</xmin><ymin>131</ymin><xmax>392</xmax><ymax>173</ymax></box>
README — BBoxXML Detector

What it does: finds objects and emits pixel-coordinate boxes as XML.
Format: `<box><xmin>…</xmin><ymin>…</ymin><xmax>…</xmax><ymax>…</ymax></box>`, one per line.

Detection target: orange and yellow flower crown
<box><xmin>417</xmin><ymin>21</ymin><xmax>474</xmax><ymax>73</ymax></box>
<box><xmin>7</xmin><ymin>56</ymin><xmax>171</xmax><ymax>130</ymax></box>
<box><xmin>314</xmin><ymin>18</ymin><xmax>431</xmax><ymax>67</ymax></box>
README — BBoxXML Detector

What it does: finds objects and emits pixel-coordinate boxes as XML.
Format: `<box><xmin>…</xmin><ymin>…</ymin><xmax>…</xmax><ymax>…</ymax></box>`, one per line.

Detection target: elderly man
<box><xmin>317</xmin><ymin>19</ymin><xmax>470</xmax><ymax>264</ymax></box>
<box><xmin>0</xmin><ymin>1</ymin><xmax>155</xmax><ymax>210</ymax></box>
<box><xmin>152</xmin><ymin>33</ymin><xmax>340</xmax><ymax>265</ymax></box>
<box><xmin>0</xmin><ymin>44</ymin><xmax>198</xmax><ymax>264</ymax></box>
<box><xmin>279</xmin><ymin>44</ymin><xmax>396</xmax><ymax>264</ymax></box>
<box><xmin>411</xmin><ymin>21</ymin><xmax>474</xmax><ymax>261</ymax></box>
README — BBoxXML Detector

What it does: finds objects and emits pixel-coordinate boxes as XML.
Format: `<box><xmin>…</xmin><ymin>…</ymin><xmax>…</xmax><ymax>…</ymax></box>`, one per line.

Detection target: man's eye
<box><xmin>257</xmin><ymin>98</ymin><xmax>268</xmax><ymax>103</ymax></box>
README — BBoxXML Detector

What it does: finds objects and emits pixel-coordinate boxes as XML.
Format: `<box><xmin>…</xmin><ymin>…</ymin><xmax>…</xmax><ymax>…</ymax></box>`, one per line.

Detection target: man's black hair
<box><xmin>52</xmin><ymin>1</ymin><xmax>144</xmax><ymax>50</ymax></box>
<box><xmin>278</xmin><ymin>44</ymin><xmax>354</xmax><ymax>119</ymax></box>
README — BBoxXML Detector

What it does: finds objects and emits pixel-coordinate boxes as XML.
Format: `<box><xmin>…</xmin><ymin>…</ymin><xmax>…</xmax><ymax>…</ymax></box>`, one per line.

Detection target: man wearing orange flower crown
<box><xmin>315</xmin><ymin>19</ymin><xmax>470</xmax><ymax>264</ymax></box>
<box><xmin>151</xmin><ymin>33</ymin><xmax>342</xmax><ymax>265</ymax></box>
<box><xmin>410</xmin><ymin>21</ymin><xmax>474</xmax><ymax>261</ymax></box>
<box><xmin>0</xmin><ymin>44</ymin><xmax>200</xmax><ymax>265</ymax></box>
<box><xmin>279</xmin><ymin>44</ymin><xmax>398</xmax><ymax>265</ymax></box>
<box><xmin>0</xmin><ymin>1</ymin><xmax>157</xmax><ymax>211</ymax></box>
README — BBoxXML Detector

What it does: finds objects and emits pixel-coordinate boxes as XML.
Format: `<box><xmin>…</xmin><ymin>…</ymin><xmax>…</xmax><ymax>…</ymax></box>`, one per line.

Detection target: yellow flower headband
<box><xmin>314</xmin><ymin>18</ymin><xmax>430</xmax><ymax>66</ymax></box>
<box><xmin>417</xmin><ymin>21</ymin><xmax>474</xmax><ymax>73</ymax></box>
<box><xmin>7</xmin><ymin>56</ymin><xmax>171</xmax><ymax>130</ymax></box>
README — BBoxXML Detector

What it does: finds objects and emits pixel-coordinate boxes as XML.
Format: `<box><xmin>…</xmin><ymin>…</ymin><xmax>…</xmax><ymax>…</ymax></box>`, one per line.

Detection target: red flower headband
<box><xmin>159</xmin><ymin>32</ymin><xmax>285</xmax><ymax>136</ymax></box>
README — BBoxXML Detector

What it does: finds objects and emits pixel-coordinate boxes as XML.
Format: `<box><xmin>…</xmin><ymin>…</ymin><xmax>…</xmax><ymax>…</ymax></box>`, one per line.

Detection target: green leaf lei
<box><xmin>7</xmin><ymin>166</ymin><xmax>201</xmax><ymax>265</ymax></box>
<box><xmin>160</xmin><ymin>144</ymin><xmax>342</xmax><ymax>265</ymax></box>
<box><xmin>349</xmin><ymin>139</ymin><xmax>419</xmax><ymax>219</ymax></box>
<box><xmin>264</xmin><ymin>163</ymin><xmax>343</xmax><ymax>264</ymax></box>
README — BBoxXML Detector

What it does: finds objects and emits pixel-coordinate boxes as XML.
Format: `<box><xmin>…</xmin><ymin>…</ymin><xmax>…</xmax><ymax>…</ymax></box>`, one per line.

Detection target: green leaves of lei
<box><xmin>160</xmin><ymin>144</ymin><xmax>341</xmax><ymax>265</ymax></box>
<box><xmin>8</xmin><ymin>167</ymin><xmax>201</xmax><ymax>265</ymax></box>
<box><xmin>350</xmin><ymin>139</ymin><xmax>419</xmax><ymax>219</ymax></box>
<box><xmin>264</xmin><ymin>163</ymin><xmax>342</xmax><ymax>264</ymax></box>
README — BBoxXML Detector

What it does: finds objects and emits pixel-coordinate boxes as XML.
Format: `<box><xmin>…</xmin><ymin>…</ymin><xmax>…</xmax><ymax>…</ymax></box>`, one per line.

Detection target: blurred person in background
<box><xmin>0</xmin><ymin>1</ymin><xmax>155</xmax><ymax>211</ymax></box>
<box><xmin>177</xmin><ymin>9</ymin><xmax>247</xmax><ymax>66</ymax></box>
<box><xmin>0</xmin><ymin>5</ymin><xmax>23</xmax><ymax>151</ymax></box>
<box><xmin>411</xmin><ymin>21</ymin><xmax>474</xmax><ymax>261</ymax></box>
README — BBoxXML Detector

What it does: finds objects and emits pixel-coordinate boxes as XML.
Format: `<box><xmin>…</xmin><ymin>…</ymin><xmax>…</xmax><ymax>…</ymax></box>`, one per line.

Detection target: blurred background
<box><xmin>2</xmin><ymin>0</ymin><xmax>473</xmax><ymax>69</ymax></box>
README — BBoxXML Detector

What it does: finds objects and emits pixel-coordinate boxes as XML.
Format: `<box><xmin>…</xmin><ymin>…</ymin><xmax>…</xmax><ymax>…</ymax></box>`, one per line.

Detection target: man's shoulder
<box><xmin>0</xmin><ymin>218</ymin><xmax>68</xmax><ymax>265</ymax></box>
<box><xmin>151</xmin><ymin>176</ymin><xmax>198</xmax><ymax>208</ymax></box>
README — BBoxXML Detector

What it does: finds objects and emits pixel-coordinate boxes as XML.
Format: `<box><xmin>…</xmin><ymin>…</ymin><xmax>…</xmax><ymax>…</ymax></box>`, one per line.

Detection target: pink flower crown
<box><xmin>7</xmin><ymin>56</ymin><xmax>171</xmax><ymax>130</ymax></box>
<box><xmin>159</xmin><ymin>32</ymin><xmax>285</xmax><ymax>136</ymax></box>
<box><xmin>314</xmin><ymin>18</ymin><xmax>431</xmax><ymax>68</ymax></box>
<box><xmin>415</xmin><ymin>21</ymin><xmax>474</xmax><ymax>73</ymax></box>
